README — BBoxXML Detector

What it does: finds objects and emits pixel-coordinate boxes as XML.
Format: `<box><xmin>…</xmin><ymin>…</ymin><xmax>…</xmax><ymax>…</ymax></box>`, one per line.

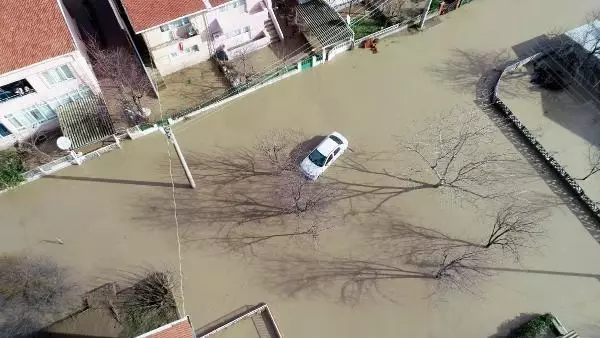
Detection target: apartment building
<box><xmin>118</xmin><ymin>0</ymin><xmax>284</xmax><ymax>76</ymax></box>
<box><xmin>0</xmin><ymin>0</ymin><xmax>101</xmax><ymax>150</ymax></box>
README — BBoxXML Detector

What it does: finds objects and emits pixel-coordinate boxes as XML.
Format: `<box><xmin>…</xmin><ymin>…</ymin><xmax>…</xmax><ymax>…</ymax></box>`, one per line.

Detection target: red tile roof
<box><xmin>0</xmin><ymin>0</ymin><xmax>74</xmax><ymax>75</ymax></box>
<box><xmin>120</xmin><ymin>0</ymin><xmax>206</xmax><ymax>33</ymax></box>
<box><xmin>209</xmin><ymin>0</ymin><xmax>230</xmax><ymax>7</ymax></box>
<box><xmin>138</xmin><ymin>318</ymin><xmax>194</xmax><ymax>338</ymax></box>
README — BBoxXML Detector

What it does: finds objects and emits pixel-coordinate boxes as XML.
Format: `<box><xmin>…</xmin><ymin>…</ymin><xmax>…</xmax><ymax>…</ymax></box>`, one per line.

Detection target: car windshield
<box><xmin>308</xmin><ymin>149</ymin><xmax>327</xmax><ymax>167</ymax></box>
<box><xmin>329</xmin><ymin>135</ymin><xmax>343</xmax><ymax>145</ymax></box>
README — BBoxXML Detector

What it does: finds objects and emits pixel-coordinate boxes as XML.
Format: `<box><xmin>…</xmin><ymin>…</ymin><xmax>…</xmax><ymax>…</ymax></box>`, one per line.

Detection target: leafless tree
<box><xmin>86</xmin><ymin>37</ymin><xmax>153</xmax><ymax>125</ymax></box>
<box><xmin>202</xmin><ymin>170</ymin><xmax>337</xmax><ymax>224</ymax></box>
<box><xmin>0</xmin><ymin>255</ymin><xmax>78</xmax><ymax>337</ymax></box>
<box><xmin>429</xmin><ymin>248</ymin><xmax>492</xmax><ymax>294</ymax></box>
<box><xmin>188</xmin><ymin>129</ymin><xmax>308</xmax><ymax>184</ymax></box>
<box><xmin>575</xmin><ymin>145</ymin><xmax>600</xmax><ymax>181</ymax></box>
<box><xmin>210</xmin><ymin>218</ymin><xmax>337</xmax><ymax>253</ymax></box>
<box><xmin>16</xmin><ymin>129</ymin><xmax>66</xmax><ymax>170</ymax></box>
<box><xmin>402</xmin><ymin>109</ymin><xmax>528</xmax><ymax>200</ymax></box>
<box><xmin>483</xmin><ymin>203</ymin><xmax>549</xmax><ymax>260</ymax></box>
<box><xmin>379</xmin><ymin>0</ymin><xmax>407</xmax><ymax>22</ymax></box>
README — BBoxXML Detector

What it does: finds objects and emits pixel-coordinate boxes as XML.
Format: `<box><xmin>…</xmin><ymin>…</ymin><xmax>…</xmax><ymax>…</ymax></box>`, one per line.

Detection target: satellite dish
<box><xmin>56</xmin><ymin>136</ymin><xmax>72</xmax><ymax>150</ymax></box>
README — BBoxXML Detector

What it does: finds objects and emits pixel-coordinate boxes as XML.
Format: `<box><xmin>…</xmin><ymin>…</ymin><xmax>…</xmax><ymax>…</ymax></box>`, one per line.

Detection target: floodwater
<box><xmin>2</xmin><ymin>0</ymin><xmax>600</xmax><ymax>337</ymax></box>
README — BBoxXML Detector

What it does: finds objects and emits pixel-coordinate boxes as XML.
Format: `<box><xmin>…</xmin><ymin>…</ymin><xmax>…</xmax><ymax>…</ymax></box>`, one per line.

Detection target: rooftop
<box><xmin>566</xmin><ymin>19</ymin><xmax>600</xmax><ymax>61</ymax></box>
<box><xmin>0</xmin><ymin>0</ymin><xmax>74</xmax><ymax>75</ymax></box>
<box><xmin>120</xmin><ymin>0</ymin><xmax>206</xmax><ymax>33</ymax></box>
<box><xmin>136</xmin><ymin>317</ymin><xmax>195</xmax><ymax>338</ymax></box>
<box><xmin>296</xmin><ymin>0</ymin><xmax>354</xmax><ymax>48</ymax></box>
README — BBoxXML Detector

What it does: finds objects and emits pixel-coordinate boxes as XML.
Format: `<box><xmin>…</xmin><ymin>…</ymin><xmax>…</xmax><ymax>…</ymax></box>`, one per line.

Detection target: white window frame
<box><xmin>160</xmin><ymin>17</ymin><xmax>191</xmax><ymax>33</ymax></box>
<box><xmin>4</xmin><ymin>114</ymin><xmax>27</xmax><ymax>131</ymax></box>
<box><xmin>42</xmin><ymin>64</ymin><xmax>75</xmax><ymax>86</ymax></box>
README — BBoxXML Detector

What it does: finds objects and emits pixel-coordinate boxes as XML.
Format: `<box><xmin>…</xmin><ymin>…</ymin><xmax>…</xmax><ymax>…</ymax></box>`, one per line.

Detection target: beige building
<box><xmin>118</xmin><ymin>0</ymin><xmax>283</xmax><ymax>76</ymax></box>
<box><xmin>0</xmin><ymin>0</ymin><xmax>101</xmax><ymax>150</ymax></box>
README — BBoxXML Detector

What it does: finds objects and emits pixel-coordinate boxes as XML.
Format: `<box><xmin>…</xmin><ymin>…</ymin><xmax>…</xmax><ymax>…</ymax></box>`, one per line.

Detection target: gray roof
<box><xmin>566</xmin><ymin>20</ymin><xmax>600</xmax><ymax>61</ymax></box>
<box><xmin>296</xmin><ymin>0</ymin><xmax>354</xmax><ymax>48</ymax></box>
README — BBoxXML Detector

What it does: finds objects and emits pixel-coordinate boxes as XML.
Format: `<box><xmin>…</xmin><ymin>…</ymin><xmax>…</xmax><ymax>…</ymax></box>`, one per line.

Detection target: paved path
<box><xmin>2</xmin><ymin>0</ymin><xmax>600</xmax><ymax>336</ymax></box>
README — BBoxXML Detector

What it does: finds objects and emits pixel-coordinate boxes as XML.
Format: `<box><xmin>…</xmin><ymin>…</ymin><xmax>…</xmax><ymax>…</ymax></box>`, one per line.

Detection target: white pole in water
<box><xmin>162</xmin><ymin>126</ymin><xmax>196</xmax><ymax>189</ymax></box>
<box><xmin>420</xmin><ymin>0</ymin><xmax>434</xmax><ymax>29</ymax></box>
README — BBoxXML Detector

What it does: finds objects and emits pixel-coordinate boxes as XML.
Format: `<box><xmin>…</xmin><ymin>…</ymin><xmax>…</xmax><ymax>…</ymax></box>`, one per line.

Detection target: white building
<box><xmin>0</xmin><ymin>0</ymin><xmax>101</xmax><ymax>150</ymax></box>
<box><xmin>118</xmin><ymin>0</ymin><xmax>284</xmax><ymax>76</ymax></box>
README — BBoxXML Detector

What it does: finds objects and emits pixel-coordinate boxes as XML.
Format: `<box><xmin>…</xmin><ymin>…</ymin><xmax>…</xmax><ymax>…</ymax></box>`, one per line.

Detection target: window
<box><xmin>42</xmin><ymin>65</ymin><xmax>75</xmax><ymax>85</ymax></box>
<box><xmin>184</xmin><ymin>45</ymin><xmax>200</xmax><ymax>53</ymax></box>
<box><xmin>5</xmin><ymin>114</ymin><xmax>25</xmax><ymax>131</ymax></box>
<box><xmin>160</xmin><ymin>17</ymin><xmax>190</xmax><ymax>32</ymax></box>
<box><xmin>242</xmin><ymin>26</ymin><xmax>250</xmax><ymax>33</ymax></box>
<box><xmin>0</xmin><ymin>123</ymin><xmax>11</xmax><ymax>137</ymax></box>
<box><xmin>219</xmin><ymin>0</ymin><xmax>245</xmax><ymax>12</ymax></box>
<box><xmin>45</xmin><ymin>86</ymin><xmax>91</xmax><ymax>117</ymax></box>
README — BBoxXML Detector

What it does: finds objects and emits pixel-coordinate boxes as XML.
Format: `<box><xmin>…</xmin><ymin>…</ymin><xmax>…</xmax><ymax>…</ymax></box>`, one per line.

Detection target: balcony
<box><xmin>149</xmin><ymin>24</ymin><xmax>200</xmax><ymax>51</ymax></box>
<box><xmin>0</xmin><ymin>79</ymin><xmax>36</xmax><ymax>103</ymax></box>
<box><xmin>224</xmin><ymin>30</ymin><xmax>271</xmax><ymax>60</ymax></box>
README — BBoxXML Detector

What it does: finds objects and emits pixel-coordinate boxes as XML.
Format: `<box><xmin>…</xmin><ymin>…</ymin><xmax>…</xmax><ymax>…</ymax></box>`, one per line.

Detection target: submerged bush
<box><xmin>0</xmin><ymin>150</ymin><xmax>25</xmax><ymax>190</ymax></box>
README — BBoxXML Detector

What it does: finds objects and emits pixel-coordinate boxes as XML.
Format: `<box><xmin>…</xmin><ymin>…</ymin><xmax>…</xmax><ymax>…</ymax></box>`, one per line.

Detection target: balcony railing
<box><xmin>150</xmin><ymin>24</ymin><xmax>200</xmax><ymax>51</ymax></box>
<box><xmin>0</xmin><ymin>89</ymin><xmax>36</xmax><ymax>103</ymax></box>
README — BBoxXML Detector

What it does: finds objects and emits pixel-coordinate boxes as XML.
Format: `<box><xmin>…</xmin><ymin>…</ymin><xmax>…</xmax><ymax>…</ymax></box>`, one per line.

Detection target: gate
<box><xmin>300</xmin><ymin>57</ymin><xmax>313</xmax><ymax>70</ymax></box>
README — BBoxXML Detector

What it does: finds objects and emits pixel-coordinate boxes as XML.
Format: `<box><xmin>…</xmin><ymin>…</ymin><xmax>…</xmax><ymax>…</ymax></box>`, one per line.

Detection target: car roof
<box><xmin>316</xmin><ymin>136</ymin><xmax>341</xmax><ymax>155</ymax></box>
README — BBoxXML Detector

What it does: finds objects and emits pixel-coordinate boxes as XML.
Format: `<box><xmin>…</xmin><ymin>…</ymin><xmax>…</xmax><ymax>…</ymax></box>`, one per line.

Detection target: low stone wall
<box><xmin>492</xmin><ymin>55</ymin><xmax>600</xmax><ymax>221</ymax></box>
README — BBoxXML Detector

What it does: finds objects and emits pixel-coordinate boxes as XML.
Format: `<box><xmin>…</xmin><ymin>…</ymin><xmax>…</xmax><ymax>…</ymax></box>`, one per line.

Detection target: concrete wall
<box><xmin>0</xmin><ymin>51</ymin><xmax>98</xmax><ymax>150</ymax></box>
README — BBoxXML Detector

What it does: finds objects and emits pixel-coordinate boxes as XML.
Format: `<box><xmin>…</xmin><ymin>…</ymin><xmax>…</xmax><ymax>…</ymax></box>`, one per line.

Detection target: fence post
<box><xmin>70</xmin><ymin>150</ymin><xmax>82</xmax><ymax>165</ymax></box>
<box><xmin>420</xmin><ymin>0</ymin><xmax>434</xmax><ymax>29</ymax></box>
<box><xmin>297</xmin><ymin>61</ymin><xmax>302</xmax><ymax>70</ymax></box>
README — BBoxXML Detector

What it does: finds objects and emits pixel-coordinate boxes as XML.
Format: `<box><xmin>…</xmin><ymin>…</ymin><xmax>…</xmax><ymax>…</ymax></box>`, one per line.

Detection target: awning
<box><xmin>56</xmin><ymin>96</ymin><xmax>115</xmax><ymax>149</ymax></box>
<box><xmin>296</xmin><ymin>0</ymin><xmax>354</xmax><ymax>49</ymax></box>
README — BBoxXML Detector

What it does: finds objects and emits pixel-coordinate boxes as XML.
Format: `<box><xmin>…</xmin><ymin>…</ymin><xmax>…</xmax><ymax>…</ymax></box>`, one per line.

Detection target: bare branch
<box><xmin>0</xmin><ymin>255</ymin><xmax>78</xmax><ymax>337</ymax></box>
<box><xmin>575</xmin><ymin>144</ymin><xmax>600</xmax><ymax>181</ymax></box>
<box><xmin>483</xmin><ymin>201</ymin><xmax>550</xmax><ymax>260</ymax></box>
<box><xmin>86</xmin><ymin>36</ymin><xmax>152</xmax><ymax>126</ymax></box>
<box><xmin>402</xmin><ymin>108</ymin><xmax>530</xmax><ymax>201</ymax></box>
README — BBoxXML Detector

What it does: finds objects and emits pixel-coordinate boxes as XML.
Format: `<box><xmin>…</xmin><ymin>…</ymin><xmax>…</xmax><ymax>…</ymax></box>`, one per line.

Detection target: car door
<box><xmin>331</xmin><ymin>147</ymin><xmax>343</xmax><ymax>162</ymax></box>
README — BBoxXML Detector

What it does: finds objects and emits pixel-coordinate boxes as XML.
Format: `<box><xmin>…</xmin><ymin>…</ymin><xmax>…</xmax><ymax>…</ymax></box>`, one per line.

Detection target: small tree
<box><xmin>402</xmin><ymin>109</ymin><xmax>526</xmax><ymax>200</ymax></box>
<box><xmin>483</xmin><ymin>202</ymin><xmax>550</xmax><ymax>258</ymax></box>
<box><xmin>0</xmin><ymin>255</ymin><xmax>77</xmax><ymax>337</ymax></box>
<box><xmin>86</xmin><ymin>37</ymin><xmax>153</xmax><ymax>125</ymax></box>
<box><xmin>431</xmin><ymin>248</ymin><xmax>491</xmax><ymax>293</ymax></box>
<box><xmin>575</xmin><ymin>145</ymin><xmax>600</xmax><ymax>181</ymax></box>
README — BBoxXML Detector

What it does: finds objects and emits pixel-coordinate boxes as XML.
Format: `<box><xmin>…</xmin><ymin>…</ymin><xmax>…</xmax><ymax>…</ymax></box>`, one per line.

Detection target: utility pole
<box><xmin>161</xmin><ymin>126</ymin><xmax>196</xmax><ymax>189</ymax></box>
<box><xmin>420</xmin><ymin>0</ymin><xmax>434</xmax><ymax>29</ymax></box>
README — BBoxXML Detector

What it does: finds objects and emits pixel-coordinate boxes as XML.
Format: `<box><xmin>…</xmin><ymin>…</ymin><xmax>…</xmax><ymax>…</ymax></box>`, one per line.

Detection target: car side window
<box><xmin>333</xmin><ymin>147</ymin><xmax>340</xmax><ymax>156</ymax></box>
<box><xmin>326</xmin><ymin>155</ymin><xmax>333</xmax><ymax>164</ymax></box>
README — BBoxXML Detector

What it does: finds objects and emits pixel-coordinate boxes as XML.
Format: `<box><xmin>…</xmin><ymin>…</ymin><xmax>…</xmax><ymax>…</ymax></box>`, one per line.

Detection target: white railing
<box><xmin>225</xmin><ymin>31</ymin><xmax>271</xmax><ymax>59</ymax></box>
<box><xmin>1</xmin><ymin>138</ymin><xmax>123</xmax><ymax>194</ymax></box>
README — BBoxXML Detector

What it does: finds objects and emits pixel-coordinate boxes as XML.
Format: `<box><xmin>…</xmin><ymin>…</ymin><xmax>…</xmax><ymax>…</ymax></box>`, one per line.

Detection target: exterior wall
<box><xmin>0</xmin><ymin>51</ymin><xmax>99</xmax><ymax>150</ymax></box>
<box><xmin>141</xmin><ymin>0</ymin><xmax>275</xmax><ymax>76</ymax></box>
<box><xmin>207</xmin><ymin>0</ymin><xmax>270</xmax><ymax>51</ymax></box>
<box><xmin>143</xmin><ymin>13</ymin><xmax>212</xmax><ymax>76</ymax></box>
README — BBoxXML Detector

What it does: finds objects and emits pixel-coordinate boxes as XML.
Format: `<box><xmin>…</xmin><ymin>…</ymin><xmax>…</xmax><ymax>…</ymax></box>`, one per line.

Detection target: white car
<box><xmin>300</xmin><ymin>132</ymin><xmax>348</xmax><ymax>180</ymax></box>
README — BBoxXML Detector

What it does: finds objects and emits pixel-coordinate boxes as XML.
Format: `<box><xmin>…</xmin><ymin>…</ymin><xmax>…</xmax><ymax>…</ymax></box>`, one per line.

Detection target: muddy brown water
<box><xmin>2</xmin><ymin>0</ymin><xmax>600</xmax><ymax>336</ymax></box>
